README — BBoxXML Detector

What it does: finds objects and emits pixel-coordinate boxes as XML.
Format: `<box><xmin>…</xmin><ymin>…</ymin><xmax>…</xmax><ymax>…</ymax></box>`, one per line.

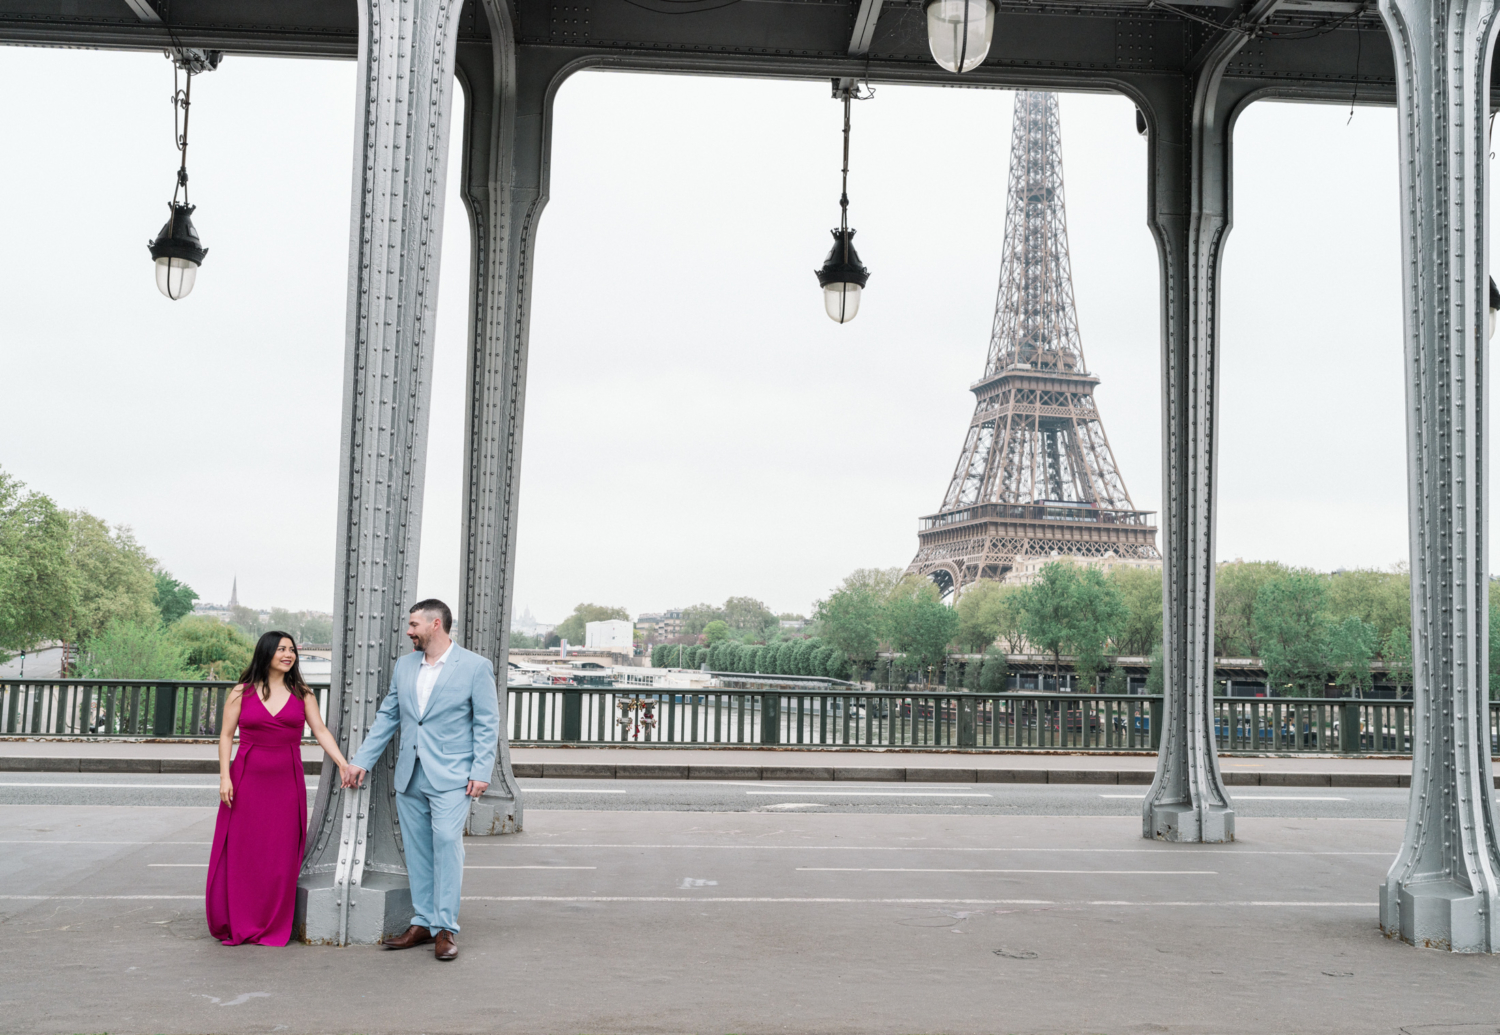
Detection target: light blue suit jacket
<box><xmin>350</xmin><ymin>643</ymin><xmax>501</xmax><ymax>794</ymax></box>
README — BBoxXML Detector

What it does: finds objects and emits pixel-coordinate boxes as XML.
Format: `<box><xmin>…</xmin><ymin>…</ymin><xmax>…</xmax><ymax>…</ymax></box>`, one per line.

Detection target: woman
<box><xmin>206</xmin><ymin>631</ymin><xmax>349</xmax><ymax>946</ymax></box>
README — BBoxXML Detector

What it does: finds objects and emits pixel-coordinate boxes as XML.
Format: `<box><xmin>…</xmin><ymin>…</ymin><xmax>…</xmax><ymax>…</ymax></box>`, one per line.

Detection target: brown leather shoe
<box><xmin>434</xmin><ymin>929</ymin><xmax>458</xmax><ymax>961</ymax></box>
<box><xmin>384</xmin><ymin>925</ymin><xmax>433</xmax><ymax>950</ymax></box>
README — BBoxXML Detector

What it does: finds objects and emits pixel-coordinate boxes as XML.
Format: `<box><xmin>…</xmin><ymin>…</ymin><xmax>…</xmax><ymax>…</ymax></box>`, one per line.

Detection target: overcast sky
<box><xmin>0</xmin><ymin>45</ymin><xmax>1416</xmax><ymax>626</ymax></box>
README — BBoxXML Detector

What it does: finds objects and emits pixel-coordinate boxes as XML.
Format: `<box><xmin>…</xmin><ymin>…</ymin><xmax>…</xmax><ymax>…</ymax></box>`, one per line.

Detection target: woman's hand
<box><xmin>336</xmin><ymin>762</ymin><xmax>350</xmax><ymax>788</ymax></box>
<box><xmin>219</xmin><ymin>775</ymin><xmax>234</xmax><ymax>809</ymax></box>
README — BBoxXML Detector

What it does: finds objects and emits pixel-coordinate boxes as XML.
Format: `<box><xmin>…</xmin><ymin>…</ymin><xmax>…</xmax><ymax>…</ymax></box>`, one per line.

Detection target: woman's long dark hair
<box><xmin>238</xmin><ymin>631</ymin><xmax>310</xmax><ymax>700</ymax></box>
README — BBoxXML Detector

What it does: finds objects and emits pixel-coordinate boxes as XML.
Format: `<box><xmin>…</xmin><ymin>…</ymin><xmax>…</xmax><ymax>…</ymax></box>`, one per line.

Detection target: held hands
<box><xmin>219</xmin><ymin>775</ymin><xmax>234</xmax><ymax>809</ymax></box>
<box><xmin>343</xmin><ymin>765</ymin><xmax>367</xmax><ymax>789</ymax></box>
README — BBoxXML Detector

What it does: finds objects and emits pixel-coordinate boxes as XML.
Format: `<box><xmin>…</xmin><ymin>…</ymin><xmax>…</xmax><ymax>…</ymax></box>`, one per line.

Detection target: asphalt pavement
<box><xmin>0</xmin><ymin>773</ymin><xmax>1411</xmax><ymax>819</ymax></box>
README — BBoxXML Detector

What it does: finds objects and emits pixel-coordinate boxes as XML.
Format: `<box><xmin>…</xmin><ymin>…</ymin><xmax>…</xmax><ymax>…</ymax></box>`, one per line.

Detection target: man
<box><xmin>344</xmin><ymin>599</ymin><xmax>499</xmax><ymax>961</ymax></box>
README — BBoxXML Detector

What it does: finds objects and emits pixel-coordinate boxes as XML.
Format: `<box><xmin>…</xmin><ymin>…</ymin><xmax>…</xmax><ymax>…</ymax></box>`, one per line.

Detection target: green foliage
<box><xmin>0</xmin><ymin>470</ymin><xmax>72</xmax><ymax>656</ymax></box>
<box><xmin>963</xmin><ymin>656</ymin><xmax>982</xmax><ymax>690</ymax></box>
<box><xmin>1253</xmin><ymin>570</ymin><xmax>1330</xmax><ymax>696</ymax></box>
<box><xmin>1491</xmin><ymin>604</ymin><xmax>1500</xmax><ymax>700</ymax></box>
<box><xmin>511</xmin><ymin>631</ymin><xmax>545</xmax><ymax>649</ymax></box>
<box><xmin>680</xmin><ymin>602</ymin><xmax>725</xmax><ymax>637</ymax></box>
<box><xmin>883</xmin><ymin>579</ymin><xmax>959</xmax><ymax>677</ymax></box>
<box><xmin>1101</xmin><ymin>666</ymin><xmax>1129</xmax><ymax>695</ymax></box>
<box><xmin>153</xmin><ymin>571</ymin><xmax>198</xmax><ymax>625</ymax></box>
<box><xmin>1109</xmin><ymin>565</ymin><xmax>1162</xmax><ymax>657</ymax></box>
<box><xmin>268</xmin><ymin>608</ymin><xmax>333</xmax><ymax>646</ymax></box>
<box><xmin>1384</xmin><ymin>625</ymin><xmax>1413</xmax><ymax>693</ymax></box>
<box><xmin>1326</xmin><ymin>566</ymin><xmax>1410</xmax><ymax>644</ymax></box>
<box><xmin>554</xmin><ymin>603</ymin><xmax>630</xmax><ymax>647</ymax></box>
<box><xmin>1215</xmin><ymin>560</ymin><xmax>1291</xmax><ymax>657</ymax></box>
<box><xmin>1146</xmin><ymin>642</ymin><xmax>1164</xmax><ymax>694</ymax></box>
<box><xmin>723</xmin><ymin>596</ymin><xmax>777</xmax><ymax>638</ymax></box>
<box><xmin>169</xmin><ymin>616</ymin><xmax>254</xmax><ymax>680</ymax></box>
<box><xmin>954</xmin><ymin>580</ymin><xmax>1019</xmax><ymax>654</ymax></box>
<box><xmin>65</xmin><ymin>510</ymin><xmax>158</xmax><ymax>643</ymax></box>
<box><xmin>78</xmin><ymin>619</ymin><xmax>191</xmax><ymax>680</ymax></box>
<box><xmin>979</xmin><ymin>649</ymin><xmax>1009</xmax><ymax>693</ymax></box>
<box><xmin>1018</xmin><ymin>563</ymin><xmax>1078</xmax><ymax>671</ymax></box>
<box><xmin>1327</xmin><ymin>616</ymin><xmax>1378</xmax><ymax>697</ymax></box>
<box><xmin>814</xmin><ymin>568</ymin><xmax>902</xmax><ymax>663</ymax></box>
<box><xmin>703</xmin><ymin>620</ymin><xmax>731</xmax><ymax>645</ymax></box>
<box><xmin>1069</xmin><ymin>568</ymin><xmax>1128</xmax><ymax>689</ymax></box>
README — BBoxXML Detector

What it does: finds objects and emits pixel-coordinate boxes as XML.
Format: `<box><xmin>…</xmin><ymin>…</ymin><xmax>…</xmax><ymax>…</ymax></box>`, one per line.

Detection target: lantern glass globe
<box><xmin>155</xmin><ymin>256</ymin><xmax>199</xmax><ymax>300</ymax></box>
<box><xmin>926</xmin><ymin>0</ymin><xmax>995</xmax><ymax>73</ymax></box>
<box><xmin>824</xmin><ymin>283</ymin><xmax>862</xmax><ymax>323</ymax></box>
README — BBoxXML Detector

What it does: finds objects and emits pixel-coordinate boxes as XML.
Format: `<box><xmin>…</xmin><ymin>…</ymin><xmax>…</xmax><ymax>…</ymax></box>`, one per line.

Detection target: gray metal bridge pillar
<box><xmin>1138</xmin><ymin>4</ymin><xmax>1287</xmax><ymax>842</ymax></box>
<box><xmin>1376</xmin><ymin>0</ymin><xmax>1500</xmax><ymax>952</ymax></box>
<box><xmin>297</xmin><ymin>0</ymin><xmax>468</xmax><ymax>945</ymax></box>
<box><xmin>450</xmin><ymin>0</ymin><xmax>548</xmax><ymax>835</ymax></box>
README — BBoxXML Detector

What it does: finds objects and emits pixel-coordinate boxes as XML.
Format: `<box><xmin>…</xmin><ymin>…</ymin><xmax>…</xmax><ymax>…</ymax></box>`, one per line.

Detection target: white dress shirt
<box><xmin>414</xmin><ymin>642</ymin><xmax>454</xmax><ymax>716</ymax></box>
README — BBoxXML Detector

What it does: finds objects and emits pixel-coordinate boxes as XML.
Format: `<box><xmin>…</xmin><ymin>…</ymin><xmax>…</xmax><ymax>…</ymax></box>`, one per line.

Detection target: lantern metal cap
<box><xmin>815</xmin><ymin>228</ymin><xmax>869</xmax><ymax>288</ymax></box>
<box><xmin>147</xmin><ymin>202</ymin><xmax>208</xmax><ymax>266</ymax></box>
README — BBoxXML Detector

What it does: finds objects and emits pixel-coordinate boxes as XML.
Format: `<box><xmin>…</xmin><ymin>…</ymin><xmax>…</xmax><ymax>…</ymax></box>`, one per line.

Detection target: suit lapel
<box><xmin>421</xmin><ymin>646</ymin><xmax>462</xmax><ymax>719</ymax></box>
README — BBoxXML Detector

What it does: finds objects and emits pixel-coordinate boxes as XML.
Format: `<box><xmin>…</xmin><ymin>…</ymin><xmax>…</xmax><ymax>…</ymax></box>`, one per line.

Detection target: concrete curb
<box><xmin>0</xmin><ymin>756</ymin><xmax>1421</xmax><ymax>787</ymax></box>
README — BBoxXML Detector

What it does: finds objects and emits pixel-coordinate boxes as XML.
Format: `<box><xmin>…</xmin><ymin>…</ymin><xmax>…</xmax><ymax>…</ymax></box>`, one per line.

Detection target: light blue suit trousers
<box><xmin>350</xmin><ymin>644</ymin><xmax>502</xmax><ymax>935</ymax></box>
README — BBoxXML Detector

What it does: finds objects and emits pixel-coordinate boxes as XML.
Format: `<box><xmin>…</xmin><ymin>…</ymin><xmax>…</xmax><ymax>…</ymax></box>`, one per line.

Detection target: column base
<box><xmin>296</xmin><ymin>869</ymin><xmax>412</xmax><ymax>945</ymax></box>
<box><xmin>1382</xmin><ymin>878</ymin><xmax>1500</xmax><ymax>953</ymax></box>
<box><xmin>466</xmin><ymin>791</ymin><xmax>520</xmax><ymax>835</ymax></box>
<box><xmin>1146</xmin><ymin>801</ymin><xmax>1234</xmax><ymax>843</ymax></box>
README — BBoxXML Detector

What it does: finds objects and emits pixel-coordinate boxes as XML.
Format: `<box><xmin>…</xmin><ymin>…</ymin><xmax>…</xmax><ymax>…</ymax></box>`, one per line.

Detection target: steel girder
<box><xmin>1376</xmin><ymin>0</ymin><xmax>1500</xmax><ymax>953</ymax></box>
<box><xmin>297</xmin><ymin>0</ymin><xmax>469</xmax><ymax>945</ymax></box>
<box><xmin>451</xmin><ymin>0</ymin><xmax>532</xmax><ymax>836</ymax></box>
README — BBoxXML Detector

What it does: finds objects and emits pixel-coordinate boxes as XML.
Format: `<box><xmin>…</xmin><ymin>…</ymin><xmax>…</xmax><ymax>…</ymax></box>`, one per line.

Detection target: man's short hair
<box><xmin>410</xmin><ymin>599</ymin><xmax>453</xmax><ymax>633</ymax></box>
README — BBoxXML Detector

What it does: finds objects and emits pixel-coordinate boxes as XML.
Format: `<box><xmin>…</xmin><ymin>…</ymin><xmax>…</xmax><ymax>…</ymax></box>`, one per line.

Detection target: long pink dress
<box><xmin>205</xmin><ymin>688</ymin><xmax>308</xmax><ymax>946</ymax></box>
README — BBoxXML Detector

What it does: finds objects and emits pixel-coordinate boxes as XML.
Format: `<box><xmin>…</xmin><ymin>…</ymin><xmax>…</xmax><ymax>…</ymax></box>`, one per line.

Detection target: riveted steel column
<box><xmin>297</xmin><ymin>0</ymin><xmax>466</xmax><ymax>945</ymax></box>
<box><xmin>451</xmin><ymin>2</ymin><xmax>556</xmax><ymax>835</ymax></box>
<box><xmin>1139</xmin><ymin>7</ymin><xmax>1285</xmax><ymax>843</ymax></box>
<box><xmin>1377</xmin><ymin>0</ymin><xmax>1500</xmax><ymax>952</ymax></box>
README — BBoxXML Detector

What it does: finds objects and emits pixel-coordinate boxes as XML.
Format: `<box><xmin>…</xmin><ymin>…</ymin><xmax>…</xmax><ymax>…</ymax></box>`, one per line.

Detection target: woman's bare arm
<box><xmin>218</xmin><ymin>686</ymin><xmax>245</xmax><ymax>808</ymax></box>
<box><xmin>304</xmin><ymin>694</ymin><xmax>350</xmax><ymax>775</ymax></box>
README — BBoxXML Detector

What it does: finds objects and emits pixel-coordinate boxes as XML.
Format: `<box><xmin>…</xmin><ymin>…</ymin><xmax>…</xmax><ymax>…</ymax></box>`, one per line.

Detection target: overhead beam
<box><xmin>120</xmin><ymin>0</ymin><xmax>161</xmax><ymax>24</ymax></box>
<box><xmin>848</xmin><ymin>0</ymin><xmax>883</xmax><ymax>56</ymax></box>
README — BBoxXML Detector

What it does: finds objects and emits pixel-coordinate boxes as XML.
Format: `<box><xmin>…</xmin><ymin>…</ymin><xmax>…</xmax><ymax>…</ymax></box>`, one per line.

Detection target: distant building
<box><xmin>1004</xmin><ymin>550</ymin><xmax>1162</xmax><ymax>585</ymax></box>
<box><xmin>636</xmin><ymin>609</ymin><xmax>684</xmax><ymax>641</ymax></box>
<box><xmin>512</xmin><ymin>606</ymin><xmax>555</xmax><ymax>639</ymax></box>
<box><xmin>779</xmin><ymin>618</ymin><xmax>807</xmax><ymax>631</ymax></box>
<box><xmin>585</xmin><ymin>619</ymin><xmax>634</xmax><ymax>652</ymax></box>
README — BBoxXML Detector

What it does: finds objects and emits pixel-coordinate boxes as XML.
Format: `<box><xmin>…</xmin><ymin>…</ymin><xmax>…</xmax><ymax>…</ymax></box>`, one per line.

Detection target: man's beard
<box><xmin>411</xmin><ymin>632</ymin><xmax>429</xmax><ymax>652</ymax></box>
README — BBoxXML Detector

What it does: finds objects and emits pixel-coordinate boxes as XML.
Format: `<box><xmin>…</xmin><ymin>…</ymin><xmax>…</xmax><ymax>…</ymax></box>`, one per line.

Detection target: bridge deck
<box><xmin>2</xmin><ymin>780</ymin><xmax>1496</xmax><ymax>1034</ymax></box>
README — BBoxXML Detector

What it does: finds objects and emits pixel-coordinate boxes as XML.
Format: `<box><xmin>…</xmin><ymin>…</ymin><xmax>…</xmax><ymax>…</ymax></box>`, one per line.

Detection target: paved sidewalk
<box><xmin>0</xmin><ymin>738</ymin><xmax>1421</xmax><ymax>785</ymax></box>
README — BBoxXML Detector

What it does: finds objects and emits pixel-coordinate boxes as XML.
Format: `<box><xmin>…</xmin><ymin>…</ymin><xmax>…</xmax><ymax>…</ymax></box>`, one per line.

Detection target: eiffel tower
<box><xmin>906</xmin><ymin>90</ymin><xmax>1160</xmax><ymax>596</ymax></box>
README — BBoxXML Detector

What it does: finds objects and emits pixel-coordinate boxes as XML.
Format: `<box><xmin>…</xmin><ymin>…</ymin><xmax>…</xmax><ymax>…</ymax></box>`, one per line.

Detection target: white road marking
<box><xmin>0</xmin><ymin>782</ymin><xmax>220</xmax><ymax>789</ymax></box>
<box><xmin>796</xmin><ymin>867</ymin><xmax>1217</xmax><ymax>874</ymax></box>
<box><xmin>746</xmin><ymin>791</ymin><xmax>992</xmax><ymax>798</ymax></box>
<box><xmin>148</xmin><ymin>863</ymin><xmax>206</xmax><ymax>867</ymax></box>
<box><xmin>464</xmin><ymin>865</ymin><xmax>596</xmax><ymax>870</ymax></box>
<box><xmin>1099</xmin><ymin>794</ymin><xmax>1349</xmax><ymax>801</ymax></box>
<box><xmin>458</xmin><ymin>896</ymin><xmax>1377</xmax><ymax>906</ymax></box>
<box><xmin>464</xmin><ymin>843</ymin><xmax>1389</xmax><ymax>855</ymax></box>
<box><xmin>522</xmin><ymin>788</ymin><xmax>627</xmax><ymax>794</ymax></box>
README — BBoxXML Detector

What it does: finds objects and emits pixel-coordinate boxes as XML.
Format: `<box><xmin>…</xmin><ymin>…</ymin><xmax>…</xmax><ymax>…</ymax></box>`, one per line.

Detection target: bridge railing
<box><xmin>0</xmin><ymin>679</ymin><xmax>331</xmax><ymax>739</ymax></box>
<box><xmin>2</xmin><ymin>678</ymin><xmax>1489</xmax><ymax>756</ymax></box>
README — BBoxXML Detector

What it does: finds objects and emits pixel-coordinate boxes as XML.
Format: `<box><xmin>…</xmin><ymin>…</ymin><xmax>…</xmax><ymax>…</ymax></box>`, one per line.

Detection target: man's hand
<box><xmin>344</xmin><ymin>765</ymin><xmax>367</xmax><ymax>789</ymax></box>
<box><xmin>466</xmin><ymin>780</ymin><xmax>489</xmax><ymax>798</ymax></box>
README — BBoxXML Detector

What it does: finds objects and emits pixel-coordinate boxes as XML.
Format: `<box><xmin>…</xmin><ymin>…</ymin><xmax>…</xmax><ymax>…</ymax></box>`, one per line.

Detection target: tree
<box><xmin>954</xmin><ymin>580</ymin><xmax>1017</xmax><ymax>655</ymax></box>
<box><xmin>1101</xmin><ymin>666</ymin><xmax>1128</xmax><ymax>695</ymax></box>
<box><xmin>1018</xmin><ymin>562</ymin><xmax>1081</xmax><ymax>685</ymax></box>
<box><xmin>703</xmin><ymin>620</ymin><xmax>731</xmax><ymax>645</ymax></box>
<box><xmin>554</xmin><ymin>603</ymin><xmax>629</xmax><ymax>646</ymax></box>
<box><xmin>1069</xmin><ymin>568</ymin><xmax>1127</xmax><ymax>691</ymax></box>
<box><xmin>77</xmin><ymin>619</ymin><xmax>191</xmax><ymax>680</ymax></box>
<box><xmin>680</xmin><ymin>603</ymin><xmax>726</xmax><ymax>637</ymax></box>
<box><xmin>1146</xmin><ymin>642</ymin><xmax>1164</xmax><ymax>694</ymax></box>
<box><xmin>1384</xmin><ymin>625</ymin><xmax>1413</xmax><ymax>695</ymax></box>
<box><xmin>723</xmin><ymin>596</ymin><xmax>776</xmax><ymax>638</ymax></box>
<box><xmin>1327</xmin><ymin>566</ymin><xmax>1410</xmax><ymax>645</ymax></box>
<box><xmin>0</xmin><ymin>469</ymin><xmax>72</xmax><ymax>657</ymax></box>
<box><xmin>169</xmin><ymin>616</ymin><xmax>254</xmax><ymax>680</ymax></box>
<box><xmin>1253</xmin><ymin>569</ymin><xmax>1330</xmax><ymax>696</ymax></box>
<box><xmin>153</xmin><ymin>571</ymin><xmax>198</xmax><ymax>625</ymax></box>
<box><xmin>1215</xmin><ymin>560</ymin><xmax>1291</xmax><ymax>657</ymax></box>
<box><xmin>979</xmin><ymin>648</ymin><xmax>1009</xmax><ymax>693</ymax></box>
<box><xmin>884</xmin><ymin>580</ymin><xmax>959</xmax><ymax>682</ymax></box>
<box><xmin>1109</xmin><ymin>565</ymin><xmax>1162</xmax><ymax>657</ymax></box>
<box><xmin>230</xmin><ymin>604</ymin><xmax>266</xmax><ymax>641</ymax></box>
<box><xmin>1327</xmin><ymin>615</ymin><xmax>1378</xmax><ymax>697</ymax></box>
<box><xmin>65</xmin><ymin>511</ymin><xmax>158</xmax><ymax>644</ymax></box>
<box><xmin>815</xmin><ymin>573</ymin><xmax>890</xmax><ymax>664</ymax></box>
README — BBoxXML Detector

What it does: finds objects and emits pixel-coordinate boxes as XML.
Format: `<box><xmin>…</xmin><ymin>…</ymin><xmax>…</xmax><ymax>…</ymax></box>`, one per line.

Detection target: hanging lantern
<box><xmin>816</xmin><ymin>230</ymin><xmax>869</xmax><ymax>324</ymax></box>
<box><xmin>925</xmin><ymin>0</ymin><xmax>996</xmax><ymax>74</ymax></box>
<box><xmin>814</xmin><ymin>81</ymin><xmax>872</xmax><ymax>324</ymax></box>
<box><xmin>149</xmin><ymin>203</ymin><xmax>209</xmax><ymax>300</ymax></box>
<box><xmin>147</xmin><ymin>49</ymin><xmax>220</xmax><ymax>300</ymax></box>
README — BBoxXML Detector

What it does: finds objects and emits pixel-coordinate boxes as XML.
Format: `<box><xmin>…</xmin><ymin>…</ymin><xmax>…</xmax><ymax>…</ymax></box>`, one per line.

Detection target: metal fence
<box><xmin>4</xmin><ymin>678</ymin><xmax>1496</xmax><ymax>756</ymax></box>
<box><xmin>1</xmin><ymin>679</ymin><xmax>331</xmax><ymax>739</ymax></box>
